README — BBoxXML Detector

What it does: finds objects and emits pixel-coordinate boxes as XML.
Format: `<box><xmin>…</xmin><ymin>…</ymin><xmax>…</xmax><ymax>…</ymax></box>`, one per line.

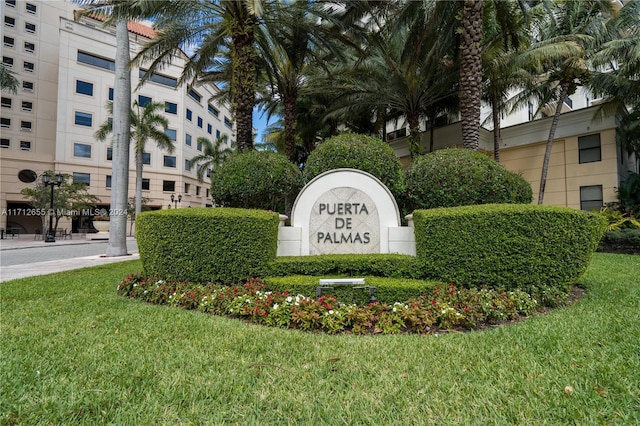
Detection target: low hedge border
<box><xmin>413</xmin><ymin>204</ymin><xmax>606</xmax><ymax>291</ymax></box>
<box><xmin>264</xmin><ymin>275</ymin><xmax>443</xmax><ymax>305</ymax></box>
<box><xmin>136</xmin><ymin>208</ymin><xmax>280</xmax><ymax>284</ymax></box>
<box><xmin>598</xmin><ymin>229</ymin><xmax>640</xmax><ymax>254</ymax></box>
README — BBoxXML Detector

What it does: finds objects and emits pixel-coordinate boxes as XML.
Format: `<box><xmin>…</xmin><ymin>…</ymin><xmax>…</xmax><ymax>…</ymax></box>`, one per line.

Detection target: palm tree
<box><xmin>96</xmin><ymin>101</ymin><xmax>174</xmax><ymax>217</ymax></box>
<box><xmin>515</xmin><ymin>0</ymin><xmax>616</xmax><ymax>204</ymax></box>
<box><xmin>0</xmin><ymin>64</ymin><xmax>19</xmax><ymax>93</ymax></box>
<box><xmin>459</xmin><ymin>0</ymin><xmax>484</xmax><ymax>150</ymax></box>
<box><xmin>190</xmin><ymin>135</ymin><xmax>234</xmax><ymax>183</ymax></box>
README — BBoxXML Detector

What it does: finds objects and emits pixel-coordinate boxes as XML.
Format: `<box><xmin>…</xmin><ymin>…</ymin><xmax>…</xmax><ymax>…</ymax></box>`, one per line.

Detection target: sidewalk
<box><xmin>0</xmin><ymin>234</ymin><xmax>139</xmax><ymax>282</ymax></box>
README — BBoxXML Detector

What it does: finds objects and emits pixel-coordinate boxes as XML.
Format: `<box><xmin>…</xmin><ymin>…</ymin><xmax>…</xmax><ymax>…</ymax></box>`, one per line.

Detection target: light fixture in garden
<box><xmin>170</xmin><ymin>193</ymin><xmax>182</xmax><ymax>209</ymax></box>
<box><xmin>42</xmin><ymin>171</ymin><xmax>63</xmax><ymax>243</ymax></box>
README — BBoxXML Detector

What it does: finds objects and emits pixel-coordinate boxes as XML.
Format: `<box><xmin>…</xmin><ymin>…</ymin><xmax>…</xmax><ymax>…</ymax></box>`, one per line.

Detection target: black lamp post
<box><xmin>42</xmin><ymin>171</ymin><xmax>63</xmax><ymax>243</ymax></box>
<box><xmin>170</xmin><ymin>193</ymin><xmax>182</xmax><ymax>209</ymax></box>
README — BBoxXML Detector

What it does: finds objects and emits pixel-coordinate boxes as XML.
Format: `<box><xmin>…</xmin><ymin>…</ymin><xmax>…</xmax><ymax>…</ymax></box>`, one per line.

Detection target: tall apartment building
<box><xmin>1</xmin><ymin>0</ymin><xmax>235</xmax><ymax>234</ymax></box>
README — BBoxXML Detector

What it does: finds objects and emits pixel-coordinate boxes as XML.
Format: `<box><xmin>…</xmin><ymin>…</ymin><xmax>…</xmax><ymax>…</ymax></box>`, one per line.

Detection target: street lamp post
<box><xmin>170</xmin><ymin>193</ymin><xmax>182</xmax><ymax>209</ymax></box>
<box><xmin>42</xmin><ymin>171</ymin><xmax>63</xmax><ymax>243</ymax></box>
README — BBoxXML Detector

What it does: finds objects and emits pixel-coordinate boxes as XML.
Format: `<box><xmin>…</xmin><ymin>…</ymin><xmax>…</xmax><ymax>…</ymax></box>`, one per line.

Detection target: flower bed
<box><xmin>117</xmin><ymin>274</ymin><xmax>570</xmax><ymax>335</ymax></box>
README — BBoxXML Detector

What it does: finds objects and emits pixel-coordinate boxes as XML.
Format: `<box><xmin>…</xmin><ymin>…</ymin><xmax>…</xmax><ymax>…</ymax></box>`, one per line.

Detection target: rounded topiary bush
<box><xmin>405</xmin><ymin>148</ymin><xmax>532</xmax><ymax>209</ymax></box>
<box><xmin>136</xmin><ymin>207</ymin><xmax>280</xmax><ymax>284</ymax></box>
<box><xmin>303</xmin><ymin>133</ymin><xmax>405</xmax><ymax>197</ymax></box>
<box><xmin>211</xmin><ymin>150</ymin><xmax>303</xmax><ymax>211</ymax></box>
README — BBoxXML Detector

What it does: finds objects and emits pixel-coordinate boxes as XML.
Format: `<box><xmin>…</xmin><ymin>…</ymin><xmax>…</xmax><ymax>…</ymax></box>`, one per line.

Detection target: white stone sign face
<box><xmin>309</xmin><ymin>187</ymin><xmax>380</xmax><ymax>255</ymax></box>
<box><xmin>290</xmin><ymin>169</ymin><xmax>402</xmax><ymax>255</ymax></box>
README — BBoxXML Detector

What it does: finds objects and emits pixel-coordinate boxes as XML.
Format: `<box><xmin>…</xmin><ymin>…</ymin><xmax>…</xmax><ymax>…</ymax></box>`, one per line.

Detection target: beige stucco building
<box><xmin>1</xmin><ymin>0</ymin><xmax>235</xmax><ymax>234</ymax></box>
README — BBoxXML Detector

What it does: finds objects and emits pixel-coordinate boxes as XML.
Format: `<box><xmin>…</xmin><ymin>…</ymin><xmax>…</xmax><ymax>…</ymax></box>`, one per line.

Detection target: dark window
<box><xmin>74</xmin><ymin>111</ymin><xmax>92</xmax><ymax>127</ymax></box>
<box><xmin>107</xmin><ymin>147</ymin><xmax>112</xmax><ymax>161</ymax></box>
<box><xmin>216</xmin><ymin>129</ymin><xmax>221</xmax><ymax>139</ymax></box>
<box><xmin>74</xmin><ymin>143</ymin><xmax>92</xmax><ymax>158</ymax></box>
<box><xmin>163</xmin><ymin>155</ymin><xmax>176</xmax><ymax>168</ymax></box>
<box><xmin>23</xmin><ymin>81</ymin><xmax>33</xmax><ymax>91</ymax></box>
<box><xmin>197</xmin><ymin>117</ymin><xmax>203</xmax><ymax>128</ymax></box>
<box><xmin>24</xmin><ymin>42</ymin><xmax>35</xmax><ymax>53</ymax></box>
<box><xmin>185</xmin><ymin>159</ymin><xmax>191</xmax><ymax>171</ymax></box>
<box><xmin>580</xmin><ymin>185</ymin><xmax>603</xmax><ymax>211</ymax></box>
<box><xmin>4</xmin><ymin>36</ymin><xmax>14</xmax><ymax>47</ymax></box>
<box><xmin>3</xmin><ymin>57</ymin><xmax>14</xmax><ymax>67</ymax></box>
<box><xmin>21</xmin><ymin>101</ymin><xmax>32</xmax><ymax>111</ymax></box>
<box><xmin>1</xmin><ymin>117</ymin><xmax>11</xmax><ymax>128</ymax></box>
<box><xmin>138</xmin><ymin>95</ymin><xmax>152</xmax><ymax>107</ymax></box>
<box><xmin>25</xmin><ymin>3</ymin><xmax>36</xmax><ymax>14</ymax></box>
<box><xmin>73</xmin><ymin>172</ymin><xmax>91</xmax><ymax>186</ymax></box>
<box><xmin>185</xmin><ymin>134</ymin><xmax>192</xmax><ymax>146</ymax></box>
<box><xmin>165</xmin><ymin>102</ymin><xmax>177</xmax><ymax>114</ymax></box>
<box><xmin>23</xmin><ymin>61</ymin><xmax>34</xmax><ymax>72</ymax></box>
<box><xmin>184</xmin><ymin>183</ymin><xmax>190</xmax><ymax>194</ymax></box>
<box><xmin>78</xmin><ymin>51</ymin><xmax>115</xmax><ymax>71</ymax></box>
<box><xmin>578</xmin><ymin>134</ymin><xmax>601</xmax><ymax>164</ymax></box>
<box><xmin>139</xmin><ymin>69</ymin><xmax>177</xmax><ymax>88</ymax></box>
<box><xmin>142</xmin><ymin>152</ymin><xmax>151</xmax><ymax>165</ymax></box>
<box><xmin>208</xmin><ymin>104</ymin><xmax>219</xmax><ymax>117</ymax></box>
<box><xmin>224</xmin><ymin>117</ymin><xmax>232</xmax><ymax>128</ymax></box>
<box><xmin>207</xmin><ymin>124</ymin><xmax>212</xmax><ymax>134</ymax></box>
<box><xmin>142</xmin><ymin>178</ymin><xmax>150</xmax><ymax>190</ymax></box>
<box><xmin>186</xmin><ymin>109</ymin><xmax>192</xmax><ymax>121</ymax></box>
<box><xmin>20</xmin><ymin>140</ymin><xmax>31</xmax><ymax>151</ymax></box>
<box><xmin>106</xmin><ymin>175</ymin><xmax>112</xmax><ymax>188</ymax></box>
<box><xmin>24</xmin><ymin>22</ymin><xmax>36</xmax><ymax>33</ymax></box>
<box><xmin>108</xmin><ymin>87</ymin><xmax>114</xmax><ymax>100</ymax></box>
<box><xmin>206</xmin><ymin>188</ymin><xmax>210</xmax><ymax>198</ymax></box>
<box><xmin>196</xmin><ymin>186</ymin><xmax>201</xmax><ymax>196</ymax></box>
<box><xmin>165</xmin><ymin>128</ymin><xmax>177</xmax><ymax>141</ymax></box>
<box><xmin>197</xmin><ymin>139</ymin><xmax>202</xmax><ymax>151</ymax></box>
<box><xmin>20</xmin><ymin>120</ymin><xmax>31</xmax><ymax>130</ymax></box>
<box><xmin>4</xmin><ymin>16</ymin><xmax>15</xmax><ymax>27</ymax></box>
<box><xmin>1</xmin><ymin>97</ymin><xmax>11</xmax><ymax>108</ymax></box>
<box><xmin>6</xmin><ymin>0</ymin><xmax>16</xmax><ymax>7</ymax></box>
<box><xmin>162</xmin><ymin>180</ymin><xmax>175</xmax><ymax>192</ymax></box>
<box><xmin>0</xmin><ymin>138</ymin><xmax>9</xmax><ymax>148</ymax></box>
<box><xmin>188</xmin><ymin>87</ymin><xmax>201</xmax><ymax>103</ymax></box>
<box><xmin>76</xmin><ymin>80</ymin><xmax>94</xmax><ymax>96</ymax></box>
<box><xmin>528</xmin><ymin>102</ymin><xmax>534</xmax><ymax>121</ymax></box>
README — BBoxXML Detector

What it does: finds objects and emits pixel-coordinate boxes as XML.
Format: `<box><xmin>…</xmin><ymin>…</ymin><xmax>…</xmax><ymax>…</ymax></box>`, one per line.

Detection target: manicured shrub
<box><xmin>413</xmin><ymin>204</ymin><xmax>606</xmax><ymax>291</ymax></box>
<box><xmin>210</xmin><ymin>150</ymin><xmax>303</xmax><ymax>211</ymax></box>
<box><xmin>136</xmin><ymin>207</ymin><xmax>280</xmax><ymax>283</ymax></box>
<box><xmin>405</xmin><ymin>148</ymin><xmax>533</xmax><ymax>210</ymax></box>
<box><xmin>303</xmin><ymin>133</ymin><xmax>405</xmax><ymax>197</ymax></box>
<box><xmin>267</xmin><ymin>254</ymin><xmax>420</xmax><ymax>279</ymax></box>
<box><xmin>598</xmin><ymin>229</ymin><xmax>640</xmax><ymax>254</ymax></box>
<box><xmin>264</xmin><ymin>275</ymin><xmax>442</xmax><ymax>305</ymax></box>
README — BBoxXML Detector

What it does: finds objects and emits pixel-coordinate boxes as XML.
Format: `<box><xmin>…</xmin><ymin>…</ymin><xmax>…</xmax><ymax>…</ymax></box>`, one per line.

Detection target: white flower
<box><xmin>286</xmin><ymin>296</ymin><xmax>293</xmax><ymax>303</ymax></box>
<box><xmin>273</xmin><ymin>304</ymin><xmax>279</xmax><ymax>310</ymax></box>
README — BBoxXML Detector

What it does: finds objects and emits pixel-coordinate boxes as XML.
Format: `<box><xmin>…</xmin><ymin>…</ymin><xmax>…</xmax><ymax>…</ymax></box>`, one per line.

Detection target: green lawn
<box><xmin>1</xmin><ymin>253</ymin><xmax>639</xmax><ymax>425</ymax></box>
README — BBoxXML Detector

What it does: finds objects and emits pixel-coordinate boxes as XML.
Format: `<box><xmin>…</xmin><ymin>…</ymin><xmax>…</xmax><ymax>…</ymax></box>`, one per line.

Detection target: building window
<box><xmin>138</xmin><ymin>95</ymin><xmax>152</xmax><ymax>107</ymax></box>
<box><xmin>580</xmin><ymin>185</ymin><xmax>603</xmax><ymax>211</ymax></box>
<box><xmin>186</xmin><ymin>109</ymin><xmax>192</xmax><ymax>121</ymax></box>
<box><xmin>224</xmin><ymin>117</ymin><xmax>232</xmax><ymax>128</ymax></box>
<box><xmin>197</xmin><ymin>139</ymin><xmax>202</xmax><ymax>151</ymax></box>
<box><xmin>23</xmin><ymin>61</ymin><xmax>34</xmax><ymax>72</ymax></box>
<box><xmin>6</xmin><ymin>0</ymin><xmax>16</xmax><ymax>7</ymax></box>
<box><xmin>142</xmin><ymin>178</ymin><xmax>150</xmax><ymax>190</ymax></box>
<box><xmin>74</xmin><ymin>111</ymin><xmax>93</xmax><ymax>127</ymax></box>
<box><xmin>108</xmin><ymin>87</ymin><xmax>114</xmax><ymax>100</ymax></box>
<box><xmin>162</xmin><ymin>180</ymin><xmax>175</xmax><ymax>192</ymax></box>
<box><xmin>1</xmin><ymin>97</ymin><xmax>11</xmax><ymax>108</ymax></box>
<box><xmin>188</xmin><ymin>87</ymin><xmax>201</xmax><ymax>103</ymax></box>
<box><xmin>3</xmin><ymin>57</ymin><xmax>14</xmax><ymax>68</ymax></box>
<box><xmin>142</xmin><ymin>152</ymin><xmax>151</xmax><ymax>165</ymax></box>
<box><xmin>1</xmin><ymin>138</ymin><xmax>9</xmax><ymax>148</ymax></box>
<box><xmin>73</xmin><ymin>172</ymin><xmax>90</xmax><ymax>186</ymax></box>
<box><xmin>196</xmin><ymin>186</ymin><xmax>201</xmax><ymax>196</ymax></box>
<box><xmin>208</xmin><ymin>104</ymin><xmax>219</xmax><ymax>117</ymax></box>
<box><xmin>1</xmin><ymin>118</ymin><xmax>11</xmax><ymax>128</ymax></box>
<box><xmin>107</xmin><ymin>147</ymin><xmax>112</xmax><ymax>161</ymax></box>
<box><xmin>163</xmin><ymin>155</ymin><xmax>176</xmax><ymax>168</ymax></box>
<box><xmin>4</xmin><ymin>16</ymin><xmax>15</xmax><ymax>28</ymax></box>
<box><xmin>185</xmin><ymin>159</ymin><xmax>191</xmax><ymax>171</ymax></box>
<box><xmin>25</xmin><ymin>3</ymin><xmax>37</xmax><ymax>14</ymax></box>
<box><xmin>24</xmin><ymin>22</ymin><xmax>36</xmax><ymax>34</ymax></box>
<box><xmin>20</xmin><ymin>120</ymin><xmax>31</xmax><ymax>131</ymax></box>
<box><xmin>165</xmin><ymin>101</ymin><xmax>177</xmax><ymax>114</ymax></box>
<box><xmin>21</xmin><ymin>101</ymin><xmax>32</xmax><ymax>111</ymax></box>
<box><xmin>578</xmin><ymin>134</ymin><xmax>601</xmax><ymax>164</ymax></box>
<box><xmin>207</xmin><ymin>123</ymin><xmax>212</xmax><ymax>134</ymax></box>
<box><xmin>165</xmin><ymin>128</ymin><xmax>177</xmax><ymax>141</ymax></box>
<box><xmin>4</xmin><ymin>36</ymin><xmax>15</xmax><ymax>47</ymax></box>
<box><xmin>24</xmin><ymin>42</ymin><xmax>35</xmax><ymax>53</ymax></box>
<box><xmin>23</xmin><ymin>81</ymin><xmax>33</xmax><ymax>92</ymax></box>
<box><xmin>76</xmin><ymin>80</ymin><xmax>94</xmax><ymax>96</ymax></box>
<box><xmin>185</xmin><ymin>134</ymin><xmax>192</xmax><ymax>146</ymax></box>
<box><xmin>206</xmin><ymin>188</ymin><xmax>210</xmax><ymax>198</ymax></box>
<box><xmin>528</xmin><ymin>102</ymin><xmax>534</xmax><ymax>121</ymax></box>
<box><xmin>216</xmin><ymin>129</ymin><xmax>221</xmax><ymax>139</ymax></box>
<box><xmin>20</xmin><ymin>140</ymin><xmax>31</xmax><ymax>151</ymax></box>
<box><xmin>184</xmin><ymin>183</ymin><xmax>190</xmax><ymax>194</ymax></box>
<box><xmin>74</xmin><ymin>143</ymin><xmax>92</xmax><ymax>158</ymax></box>
<box><xmin>197</xmin><ymin>117</ymin><xmax>203</xmax><ymax>128</ymax></box>
<box><xmin>139</xmin><ymin>69</ymin><xmax>178</xmax><ymax>88</ymax></box>
<box><xmin>77</xmin><ymin>51</ymin><xmax>115</xmax><ymax>71</ymax></box>
<box><xmin>106</xmin><ymin>175</ymin><xmax>112</xmax><ymax>188</ymax></box>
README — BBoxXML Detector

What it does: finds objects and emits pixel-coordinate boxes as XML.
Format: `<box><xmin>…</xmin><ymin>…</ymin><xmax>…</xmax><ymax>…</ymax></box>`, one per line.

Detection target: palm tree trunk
<box><xmin>135</xmin><ymin>147</ymin><xmax>143</xmax><ymax>216</ymax></box>
<box><xmin>538</xmin><ymin>82</ymin><xmax>570</xmax><ymax>205</ymax></box>
<box><xmin>407</xmin><ymin>111</ymin><xmax>422</xmax><ymax>159</ymax></box>
<box><xmin>106</xmin><ymin>18</ymin><xmax>131</xmax><ymax>256</ymax></box>
<box><xmin>283</xmin><ymin>92</ymin><xmax>297</xmax><ymax>163</ymax></box>
<box><xmin>460</xmin><ymin>0</ymin><xmax>483</xmax><ymax>151</ymax></box>
<box><xmin>491</xmin><ymin>90</ymin><xmax>501</xmax><ymax>162</ymax></box>
<box><xmin>232</xmin><ymin>16</ymin><xmax>257</xmax><ymax>153</ymax></box>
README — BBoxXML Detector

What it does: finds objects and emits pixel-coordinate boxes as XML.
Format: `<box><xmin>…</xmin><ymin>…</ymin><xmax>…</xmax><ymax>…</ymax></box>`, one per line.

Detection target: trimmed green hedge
<box><xmin>265</xmin><ymin>275</ymin><xmax>442</xmax><ymax>305</ymax></box>
<box><xmin>598</xmin><ymin>229</ymin><xmax>640</xmax><ymax>254</ymax></box>
<box><xmin>267</xmin><ymin>254</ymin><xmax>420</xmax><ymax>278</ymax></box>
<box><xmin>136</xmin><ymin>208</ymin><xmax>280</xmax><ymax>284</ymax></box>
<box><xmin>413</xmin><ymin>204</ymin><xmax>606</xmax><ymax>290</ymax></box>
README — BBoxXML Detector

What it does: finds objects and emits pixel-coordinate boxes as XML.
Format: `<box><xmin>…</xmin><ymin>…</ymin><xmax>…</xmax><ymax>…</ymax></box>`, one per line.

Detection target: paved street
<box><xmin>0</xmin><ymin>236</ymin><xmax>139</xmax><ymax>282</ymax></box>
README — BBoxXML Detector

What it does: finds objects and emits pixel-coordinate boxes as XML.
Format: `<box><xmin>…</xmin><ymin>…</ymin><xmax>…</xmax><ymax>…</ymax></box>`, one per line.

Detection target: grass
<box><xmin>1</xmin><ymin>253</ymin><xmax>639</xmax><ymax>425</ymax></box>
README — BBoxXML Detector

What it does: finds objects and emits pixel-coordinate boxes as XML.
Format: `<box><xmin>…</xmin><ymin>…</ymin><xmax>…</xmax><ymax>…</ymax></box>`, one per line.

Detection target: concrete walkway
<box><xmin>0</xmin><ymin>234</ymin><xmax>139</xmax><ymax>282</ymax></box>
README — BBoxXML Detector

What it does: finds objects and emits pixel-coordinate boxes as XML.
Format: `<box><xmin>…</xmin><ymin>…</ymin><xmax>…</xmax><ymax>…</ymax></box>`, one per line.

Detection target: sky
<box><xmin>252</xmin><ymin>108</ymin><xmax>278</xmax><ymax>145</ymax></box>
